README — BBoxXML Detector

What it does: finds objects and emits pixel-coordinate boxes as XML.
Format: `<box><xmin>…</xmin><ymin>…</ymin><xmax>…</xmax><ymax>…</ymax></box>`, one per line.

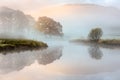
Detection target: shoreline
<box><xmin>0</xmin><ymin>39</ymin><xmax>48</xmax><ymax>54</ymax></box>
<box><xmin>70</xmin><ymin>39</ymin><xmax>120</xmax><ymax>49</ymax></box>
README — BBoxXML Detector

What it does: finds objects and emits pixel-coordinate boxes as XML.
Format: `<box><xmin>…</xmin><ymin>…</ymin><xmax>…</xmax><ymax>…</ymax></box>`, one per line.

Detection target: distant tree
<box><xmin>36</xmin><ymin>16</ymin><xmax>63</xmax><ymax>36</ymax></box>
<box><xmin>0</xmin><ymin>7</ymin><xmax>37</xmax><ymax>39</ymax></box>
<box><xmin>88</xmin><ymin>28</ymin><xmax>103</xmax><ymax>42</ymax></box>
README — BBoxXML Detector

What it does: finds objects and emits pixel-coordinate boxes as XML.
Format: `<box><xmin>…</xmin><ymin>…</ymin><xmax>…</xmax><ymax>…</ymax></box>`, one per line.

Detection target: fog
<box><xmin>0</xmin><ymin>4</ymin><xmax>120</xmax><ymax>40</ymax></box>
<box><xmin>39</xmin><ymin>4</ymin><xmax>120</xmax><ymax>39</ymax></box>
<box><xmin>0</xmin><ymin>3</ymin><xmax>120</xmax><ymax>80</ymax></box>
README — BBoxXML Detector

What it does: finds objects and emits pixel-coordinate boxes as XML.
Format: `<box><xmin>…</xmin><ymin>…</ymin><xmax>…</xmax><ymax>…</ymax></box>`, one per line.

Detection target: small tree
<box><xmin>88</xmin><ymin>28</ymin><xmax>103</xmax><ymax>42</ymax></box>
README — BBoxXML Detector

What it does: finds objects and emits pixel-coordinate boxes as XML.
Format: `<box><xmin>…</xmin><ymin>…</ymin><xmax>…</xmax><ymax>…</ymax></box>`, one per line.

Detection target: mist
<box><xmin>0</xmin><ymin>4</ymin><xmax>120</xmax><ymax>41</ymax></box>
<box><xmin>0</xmin><ymin>7</ymin><xmax>47</xmax><ymax>41</ymax></box>
<box><xmin>38</xmin><ymin>4</ymin><xmax>120</xmax><ymax>39</ymax></box>
<box><xmin>0</xmin><ymin>3</ymin><xmax>120</xmax><ymax>80</ymax></box>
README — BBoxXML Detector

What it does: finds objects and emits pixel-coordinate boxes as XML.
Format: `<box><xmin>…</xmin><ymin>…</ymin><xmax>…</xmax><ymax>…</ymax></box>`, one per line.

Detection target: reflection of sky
<box><xmin>0</xmin><ymin>46</ymin><xmax>62</xmax><ymax>74</ymax></box>
<box><xmin>1</xmin><ymin>61</ymin><xmax>120</xmax><ymax>80</ymax></box>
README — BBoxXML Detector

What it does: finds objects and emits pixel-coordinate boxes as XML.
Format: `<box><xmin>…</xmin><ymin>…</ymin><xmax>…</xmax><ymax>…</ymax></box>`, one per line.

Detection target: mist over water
<box><xmin>0</xmin><ymin>4</ymin><xmax>120</xmax><ymax>80</ymax></box>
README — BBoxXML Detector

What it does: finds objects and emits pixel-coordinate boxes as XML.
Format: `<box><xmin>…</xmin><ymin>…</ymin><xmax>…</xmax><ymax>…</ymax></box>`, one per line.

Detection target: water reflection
<box><xmin>0</xmin><ymin>46</ymin><xmax>62</xmax><ymax>74</ymax></box>
<box><xmin>88</xmin><ymin>43</ymin><xmax>103</xmax><ymax>60</ymax></box>
<box><xmin>37</xmin><ymin>47</ymin><xmax>62</xmax><ymax>65</ymax></box>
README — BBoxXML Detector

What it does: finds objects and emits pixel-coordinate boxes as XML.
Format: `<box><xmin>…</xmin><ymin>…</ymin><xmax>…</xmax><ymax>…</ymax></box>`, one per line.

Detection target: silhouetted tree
<box><xmin>88</xmin><ymin>28</ymin><xmax>103</xmax><ymax>42</ymax></box>
<box><xmin>36</xmin><ymin>16</ymin><xmax>63</xmax><ymax>36</ymax></box>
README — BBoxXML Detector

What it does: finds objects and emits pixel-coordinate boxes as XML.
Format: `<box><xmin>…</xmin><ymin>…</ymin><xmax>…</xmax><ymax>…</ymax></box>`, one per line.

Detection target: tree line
<box><xmin>36</xmin><ymin>16</ymin><xmax>103</xmax><ymax>41</ymax></box>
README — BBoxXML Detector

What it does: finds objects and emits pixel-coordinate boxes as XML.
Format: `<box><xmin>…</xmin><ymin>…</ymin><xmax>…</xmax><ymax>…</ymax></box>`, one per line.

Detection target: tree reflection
<box><xmin>0</xmin><ymin>46</ymin><xmax>62</xmax><ymax>74</ymax></box>
<box><xmin>36</xmin><ymin>47</ymin><xmax>62</xmax><ymax>65</ymax></box>
<box><xmin>88</xmin><ymin>43</ymin><xmax>103</xmax><ymax>60</ymax></box>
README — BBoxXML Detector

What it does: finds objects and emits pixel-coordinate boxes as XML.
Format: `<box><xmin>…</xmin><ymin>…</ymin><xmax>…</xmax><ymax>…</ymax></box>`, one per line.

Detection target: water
<box><xmin>0</xmin><ymin>41</ymin><xmax>120</xmax><ymax>80</ymax></box>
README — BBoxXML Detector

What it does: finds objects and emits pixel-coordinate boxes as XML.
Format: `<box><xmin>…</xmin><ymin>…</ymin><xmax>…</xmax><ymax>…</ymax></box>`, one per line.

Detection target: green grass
<box><xmin>0</xmin><ymin>39</ymin><xmax>48</xmax><ymax>53</ymax></box>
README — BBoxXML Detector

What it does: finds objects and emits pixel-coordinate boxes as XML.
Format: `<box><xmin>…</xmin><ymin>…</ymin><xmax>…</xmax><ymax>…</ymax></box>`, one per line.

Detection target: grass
<box><xmin>70</xmin><ymin>39</ymin><xmax>120</xmax><ymax>49</ymax></box>
<box><xmin>0</xmin><ymin>39</ymin><xmax>48</xmax><ymax>53</ymax></box>
<box><xmin>71</xmin><ymin>39</ymin><xmax>120</xmax><ymax>45</ymax></box>
<box><xmin>99</xmin><ymin>39</ymin><xmax>120</xmax><ymax>45</ymax></box>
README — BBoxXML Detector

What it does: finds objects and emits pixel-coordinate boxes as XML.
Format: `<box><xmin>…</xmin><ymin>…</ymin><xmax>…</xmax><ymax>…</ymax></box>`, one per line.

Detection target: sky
<box><xmin>0</xmin><ymin>0</ymin><xmax>120</xmax><ymax>8</ymax></box>
<box><xmin>0</xmin><ymin>0</ymin><xmax>120</xmax><ymax>18</ymax></box>
<box><xmin>0</xmin><ymin>0</ymin><xmax>120</xmax><ymax>19</ymax></box>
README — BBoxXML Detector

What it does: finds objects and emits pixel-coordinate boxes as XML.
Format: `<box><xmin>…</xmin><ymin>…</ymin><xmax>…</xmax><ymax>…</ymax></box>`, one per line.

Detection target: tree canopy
<box><xmin>36</xmin><ymin>16</ymin><xmax>63</xmax><ymax>36</ymax></box>
<box><xmin>88</xmin><ymin>28</ymin><xmax>103</xmax><ymax>42</ymax></box>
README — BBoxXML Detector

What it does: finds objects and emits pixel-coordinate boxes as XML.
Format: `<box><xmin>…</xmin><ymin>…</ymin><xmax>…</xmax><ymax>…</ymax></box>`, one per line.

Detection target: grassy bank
<box><xmin>71</xmin><ymin>39</ymin><xmax>120</xmax><ymax>44</ymax></box>
<box><xmin>0</xmin><ymin>39</ymin><xmax>48</xmax><ymax>53</ymax></box>
<box><xmin>99</xmin><ymin>39</ymin><xmax>120</xmax><ymax>45</ymax></box>
<box><xmin>70</xmin><ymin>39</ymin><xmax>120</xmax><ymax>48</ymax></box>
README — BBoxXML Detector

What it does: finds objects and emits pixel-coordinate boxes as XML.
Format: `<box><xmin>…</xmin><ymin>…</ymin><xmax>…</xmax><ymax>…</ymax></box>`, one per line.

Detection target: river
<box><xmin>0</xmin><ymin>40</ymin><xmax>120</xmax><ymax>80</ymax></box>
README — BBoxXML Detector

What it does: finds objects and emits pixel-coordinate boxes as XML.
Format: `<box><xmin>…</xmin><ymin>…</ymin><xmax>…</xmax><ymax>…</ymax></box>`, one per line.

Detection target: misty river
<box><xmin>0</xmin><ymin>2</ymin><xmax>120</xmax><ymax>80</ymax></box>
<box><xmin>0</xmin><ymin>40</ymin><xmax>120</xmax><ymax>80</ymax></box>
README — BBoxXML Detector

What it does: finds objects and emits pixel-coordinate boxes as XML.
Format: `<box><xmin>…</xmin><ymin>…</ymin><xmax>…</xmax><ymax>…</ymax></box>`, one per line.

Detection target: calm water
<box><xmin>0</xmin><ymin>41</ymin><xmax>120</xmax><ymax>80</ymax></box>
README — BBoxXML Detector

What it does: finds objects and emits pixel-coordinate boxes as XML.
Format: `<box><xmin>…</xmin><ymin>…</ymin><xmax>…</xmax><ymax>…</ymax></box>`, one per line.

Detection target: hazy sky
<box><xmin>0</xmin><ymin>0</ymin><xmax>120</xmax><ymax>10</ymax></box>
<box><xmin>0</xmin><ymin>0</ymin><xmax>120</xmax><ymax>19</ymax></box>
